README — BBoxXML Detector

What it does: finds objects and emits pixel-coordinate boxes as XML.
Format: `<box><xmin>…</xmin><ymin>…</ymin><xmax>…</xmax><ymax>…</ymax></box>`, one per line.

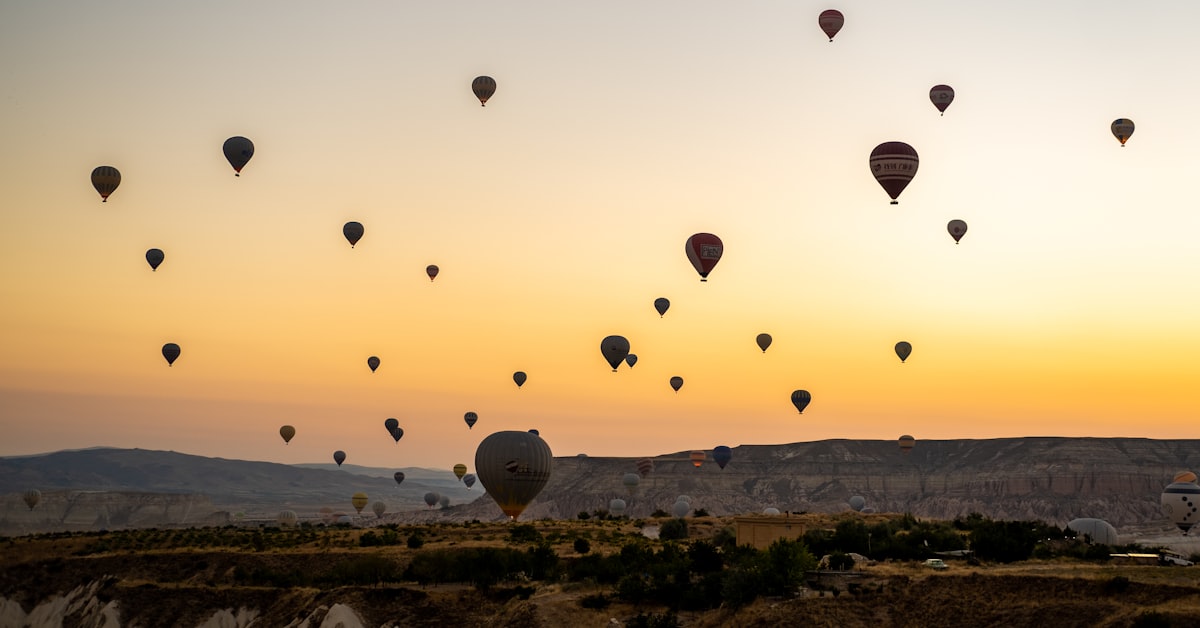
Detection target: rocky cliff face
<box><xmin>0</xmin><ymin>491</ymin><xmax>228</xmax><ymax>536</ymax></box>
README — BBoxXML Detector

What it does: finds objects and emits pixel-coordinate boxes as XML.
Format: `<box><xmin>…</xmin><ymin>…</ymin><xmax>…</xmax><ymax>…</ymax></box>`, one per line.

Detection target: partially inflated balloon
<box><xmin>713</xmin><ymin>445</ymin><xmax>732</xmax><ymax>469</ymax></box>
<box><xmin>475</xmin><ymin>430</ymin><xmax>553</xmax><ymax>519</ymax></box>
<box><xmin>818</xmin><ymin>9</ymin><xmax>844</xmax><ymax>41</ymax></box>
<box><xmin>368</xmin><ymin>356</ymin><xmax>380</xmax><ymax>372</ymax></box>
<box><xmin>279</xmin><ymin>425</ymin><xmax>296</xmax><ymax>444</ymax></box>
<box><xmin>464</xmin><ymin>411</ymin><xmax>478</xmax><ymax>429</ymax></box>
<box><xmin>654</xmin><ymin>298</ymin><xmax>670</xmax><ymax>317</ymax></box>
<box><xmin>929</xmin><ymin>85</ymin><xmax>955</xmax><ymax>115</ymax></box>
<box><xmin>895</xmin><ymin>341</ymin><xmax>912</xmax><ymax>363</ymax></box>
<box><xmin>669</xmin><ymin>376</ymin><xmax>684</xmax><ymax>392</ymax></box>
<box><xmin>947</xmin><ymin>220</ymin><xmax>967</xmax><ymax>243</ymax></box>
<box><xmin>145</xmin><ymin>249</ymin><xmax>164</xmax><ymax>271</ymax></box>
<box><xmin>791</xmin><ymin>390</ymin><xmax>811</xmax><ymax>414</ymax></box>
<box><xmin>1112</xmin><ymin>119</ymin><xmax>1134</xmax><ymax>146</ymax></box>
<box><xmin>690</xmin><ymin>450</ymin><xmax>705</xmax><ymax>468</ymax></box>
<box><xmin>601</xmin><ymin>335</ymin><xmax>631</xmax><ymax>371</ymax></box>
<box><xmin>898</xmin><ymin>434</ymin><xmax>916</xmax><ymax>454</ymax></box>
<box><xmin>222</xmin><ymin>136</ymin><xmax>254</xmax><ymax>176</ymax></box>
<box><xmin>870</xmin><ymin>142</ymin><xmax>919</xmax><ymax>204</ymax></box>
<box><xmin>393</xmin><ymin>471</ymin><xmax>405</xmax><ymax>485</ymax></box>
<box><xmin>162</xmin><ymin>343</ymin><xmax>181</xmax><ymax>366</ymax></box>
<box><xmin>23</xmin><ymin>489</ymin><xmax>40</xmax><ymax>511</ymax></box>
<box><xmin>351</xmin><ymin>492</ymin><xmax>368</xmax><ymax>514</ymax></box>
<box><xmin>454</xmin><ymin>464</ymin><xmax>468</xmax><ymax>480</ymax></box>
<box><xmin>513</xmin><ymin>371</ymin><xmax>527</xmax><ymax>388</ymax></box>
<box><xmin>343</xmin><ymin>222</ymin><xmax>364</xmax><ymax>247</ymax></box>
<box><xmin>333</xmin><ymin>450</ymin><xmax>346</xmax><ymax>466</ymax></box>
<box><xmin>685</xmin><ymin>233</ymin><xmax>723</xmax><ymax>281</ymax></box>
<box><xmin>472</xmin><ymin>76</ymin><xmax>496</xmax><ymax>106</ymax></box>
<box><xmin>625</xmin><ymin>354</ymin><xmax>638</xmax><ymax>368</ymax></box>
<box><xmin>426</xmin><ymin>265</ymin><xmax>439</xmax><ymax>281</ymax></box>
<box><xmin>756</xmin><ymin>333</ymin><xmax>772</xmax><ymax>353</ymax></box>
<box><xmin>91</xmin><ymin>166</ymin><xmax>121</xmax><ymax>202</ymax></box>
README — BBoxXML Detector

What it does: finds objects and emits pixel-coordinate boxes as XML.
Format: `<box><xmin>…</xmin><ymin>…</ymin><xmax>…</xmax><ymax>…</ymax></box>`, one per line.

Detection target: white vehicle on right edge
<box><xmin>1159</xmin><ymin>550</ymin><xmax>1194</xmax><ymax>566</ymax></box>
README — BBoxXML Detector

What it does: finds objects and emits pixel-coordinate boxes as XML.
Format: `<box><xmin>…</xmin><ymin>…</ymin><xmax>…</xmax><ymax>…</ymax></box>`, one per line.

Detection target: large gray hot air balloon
<box><xmin>472</xmin><ymin>76</ymin><xmax>496</xmax><ymax>106</ymax></box>
<box><xmin>23</xmin><ymin>489</ymin><xmax>41</xmax><ymax>511</ymax></box>
<box><xmin>848</xmin><ymin>496</ymin><xmax>866</xmax><ymax>512</ymax></box>
<box><xmin>1067</xmin><ymin>518</ymin><xmax>1118</xmax><ymax>545</ymax></box>
<box><xmin>91</xmin><ymin>166</ymin><xmax>121</xmax><ymax>202</ymax></box>
<box><xmin>475</xmin><ymin>430</ymin><xmax>553</xmax><ymax>519</ymax></box>
<box><xmin>869</xmin><ymin>142</ymin><xmax>919</xmax><ymax>204</ymax></box>
<box><xmin>145</xmin><ymin>248</ymin><xmax>164</xmax><ymax>271</ymax></box>
<box><xmin>162</xmin><ymin>343</ymin><xmax>181</xmax><ymax>366</ymax></box>
<box><xmin>343</xmin><ymin>222</ymin><xmax>364</xmax><ymax>247</ymax></box>
<box><xmin>1161</xmin><ymin>481</ymin><xmax>1200</xmax><ymax>534</ymax></box>
<box><xmin>222</xmin><ymin>136</ymin><xmax>254</xmax><ymax>176</ymax></box>
<box><xmin>601</xmin><ymin>335</ymin><xmax>631</xmax><ymax>372</ymax></box>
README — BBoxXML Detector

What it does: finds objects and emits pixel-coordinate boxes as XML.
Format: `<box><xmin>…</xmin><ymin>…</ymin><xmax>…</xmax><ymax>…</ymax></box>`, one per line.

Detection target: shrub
<box><xmin>659</xmin><ymin>518</ymin><xmax>688</xmax><ymax>541</ymax></box>
<box><xmin>577</xmin><ymin>511</ymin><xmax>591</xmax><ymax>520</ymax></box>
<box><xmin>574</xmin><ymin>538</ymin><xmax>591</xmax><ymax>554</ymax></box>
<box><xmin>509</xmin><ymin>524</ymin><xmax>543</xmax><ymax>544</ymax></box>
<box><xmin>579</xmin><ymin>593</ymin><xmax>610</xmax><ymax>609</ymax></box>
<box><xmin>406</xmin><ymin>533</ymin><xmax>425</xmax><ymax>549</ymax></box>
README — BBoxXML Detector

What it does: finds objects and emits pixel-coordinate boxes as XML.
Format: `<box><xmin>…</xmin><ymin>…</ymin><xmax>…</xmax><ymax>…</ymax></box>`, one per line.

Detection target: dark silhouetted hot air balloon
<box><xmin>669</xmin><ymin>376</ymin><xmax>684</xmax><ymax>392</ymax></box>
<box><xmin>713</xmin><ymin>445</ymin><xmax>732</xmax><ymax>469</ymax></box>
<box><xmin>791</xmin><ymin>390</ymin><xmax>811</xmax><ymax>414</ymax></box>
<box><xmin>472</xmin><ymin>76</ymin><xmax>496</xmax><ymax>106</ymax></box>
<box><xmin>895</xmin><ymin>341</ymin><xmax>912</xmax><ymax>363</ymax></box>
<box><xmin>636</xmin><ymin>457</ymin><xmax>654</xmax><ymax>478</ymax></box>
<box><xmin>385</xmin><ymin>419</ymin><xmax>403</xmax><ymax>443</ymax></box>
<box><xmin>929</xmin><ymin>85</ymin><xmax>955</xmax><ymax>115</ymax></box>
<box><xmin>1161</xmin><ymin>481</ymin><xmax>1200</xmax><ymax>533</ymax></box>
<box><xmin>690</xmin><ymin>450</ymin><xmax>705</xmax><ymax>468</ymax></box>
<box><xmin>654</xmin><ymin>298</ymin><xmax>670</xmax><ymax>317</ymax></box>
<box><xmin>439</xmin><ymin>495</ymin><xmax>450</xmax><ymax>509</ymax></box>
<box><xmin>91</xmin><ymin>166</ymin><xmax>121</xmax><ymax>202</ymax></box>
<box><xmin>1112</xmin><ymin>119</ymin><xmax>1134</xmax><ymax>146</ymax></box>
<box><xmin>948</xmin><ymin>219</ymin><xmax>967</xmax><ymax>243</ymax></box>
<box><xmin>162</xmin><ymin>343</ymin><xmax>180</xmax><ymax>366</ymax></box>
<box><xmin>475</xmin><ymin>430</ymin><xmax>553</xmax><ymax>519</ymax></box>
<box><xmin>279</xmin><ymin>425</ymin><xmax>296</xmax><ymax>444</ymax></box>
<box><xmin>351</xmin><ymin>492</ymin><xmax>368</xmax><ymax>514</ymax></box>
<box><xmin>222</xmin><ymin>136</ymin><xmax>254</xmax><ymax>176</ymax></box>
<box><xmin>393</xmin><ymin>471</ymin><xmax>405</xmax><ymax>485</ymax></box>
<box><xmin>756</xmin><ymin>333</ymin><xmax>772</xmax><ymax>353</ymax></box>
<box><xmin>870</xmin><ymin>142</ymin><xmax>919</xmax><ymax>204</ymax></box>
<box><xmin>898</xmin><ymin>434</ymin><xmax>916</xmax><ymax>454</ymax></box>
<box><xmin>454</xmin><ymin>464</ymin><xmax>468</xmax><ymax>480</ymax></box>
<box><xmin>384</xmin><ymin>417</ymin><xmax>399</xmax><ymax>433</ymax></box>
<box><xmin>23</xmin><ymin>489</ymin><xmax>40</xmax><ymax>511</ymax></box>
<box><xmin>622</xmin><ymin>472</ymin><xmax>640</xmax><ymax>495</ymax></box>
<box><xmin>333</xmin><ymin>450</ymin><xmax>346</xmax><ymax>466</ymax></box>
<box><xmin>145</xmin><ymin>249</ymin><xmax>164</xmax><ymax>271</ymax></box>
<box><xmin>343</xmin><ymin>222</ymin><xmax>364</xmax><ymax>247</ymax></box>
<box><xmin>367</xmin><ymin>356</ymin><xmax>380</xmax><ymax>372</ymax></box>
<box><xmin>464</xmin><ymin>411</ymin><xmax>478</xmax><ymax>429</ymax></box>
<box><xmin>818</xmin><ymin>9</ymin><xmax>844</xmax><ymax>41</ymax></box>
<box><xmin>513</xmin><ymin>371</ymin><xmax>527</xmax><ymax>388</ymax></box>
<box><xmin>625</xmin><ymin>354</ymin><xmax>638</xmax><ymax>368</ymax></box>
<box><xmin>424</xmin><ymin>492</ymin><xmax>439</xmax><ymax>508</ymax></box>
<box><xmin>528</xmin><ymin>428</ymin><xmax>539</xmax><ymax>436</ymax></box>
<box><xmin>601</xmin><ymin>335</ymin><xmax>631</xmax><ymax>372</ymax></box>
<box><xmin>426</xmin><ymin>265</ymin><xmax>439</xmax><ymax>281</ymax></box>
<box><xmin>685</xmin><ymin>233</ymin><xmax>723</xmax><ymax>281</ymax></box>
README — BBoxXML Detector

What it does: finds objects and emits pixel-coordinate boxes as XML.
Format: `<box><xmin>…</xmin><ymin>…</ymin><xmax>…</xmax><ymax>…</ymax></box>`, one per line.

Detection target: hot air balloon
<box><xmin>475</xmin><ymin>430</ymin><xmax>553</xmax><ymax>519</ymax></box>
<box><xmin>513</xmin><ymin>371</ymin><xmax>527</xmax><ymax>388</ymax></box>
<box><xmin>463</xmin><ymin>473</ymin><xmax>477</xmax><ymax>489</ymax></box>
<box><xmin>654</xmin><ymin>298</ymin><xmax>670</xmax><ymax>317</ymax></box>
<box><xmin>636</xmin><ymin>457</ymin><xmax>654</xmax><ymax>478</ymax></box>
<box><xmin>464</xmin><ymin>411</ymin><xmax>479</xmax><ymax>429</ymax></box>
<box><xmin>426</xmin><ymin>265</ymin><xmax>439</xmax><ymax>281</ymax></box>
<box><xmin>384</xmin><ymin>417</ymin><xmax>399</xmax><ymax>434</ymax></box>
<box><xmin>528</xmin><ymin>428</ymin><xmax>539</xmax><ymax>436</ymax></box>
<box><xmin>869</xmin><ymin>142</ymin><xmax>919</xmax><ymax>204</ymax></box>
<box><xmin>1175</xmin><ymin>471</ymin><xmax>1198</xmax><ymax>484</ymax></box>
<box><xmin>818</xmin><ymin>9</ymin><xmax>844</xmax><ymax>41</ymax></box>
<box><xmin>677</xmin><ymin>495</ymin><xmax>692</xmax><ymax>504</ymax></box>
<box><xmin>609</xmin><ymin>498</ymin><xmax>627</xmax><ymax>517</ymax></box>
<box><xmin>1066</xmin><ymin>518</ymin><xmax>1118</xmax><ymax>545</ymax></box>
<box><xmin>438</xmin><ymin>495</ymin><xmax>450</xmax><ymax>509</ymax></box>
<box><xmin>222</xmin><ymin>136</ymin><xmax>254</xmax><ymax>176</ymax></box>
<box><xmin>791</xmin><ymin>390</ymin><xmax>812</xmax><ymax>414</ymax></box>
<box><xmin>393</xmin><ymin>471</ymin><xmax>405</xmax><ymax>485</ymax></box>
<box><xmin>1112</xmin><ymin>118</ymin><xmax>1134</xmax><ymax>146</ymax></box>
<box><xmin>22</xmin><ymin>489</ymin><xmax>40</xmax><ymax>511</ymax></box>
<box><xmin>849</xmin><ymin>496</ymin><xmax>866</xmax><ymax>512</ymax></box>
<box><xmin>690</xmin><ymin>450</ymin><xmax>705</xmax><ymax>468</ymax></box>
<box><xmin>625</xmin><ymin>354</ymin><xmax>638</xmax><ymax>368</ymax></box>
<box><xmin>162</xmin><ymin>343</ymin><xmax>180</xmax><ymax>366</ymax></box>
<box><xmin>333</xmin><ymin>450</ymin><xmax>346</xmax><ymax>466</ymax></box>
<box><xmin>145</xmin><ymin>249</ymin><xmax>164</xmax><ymax>271</ymax></box>
<box><xmin>424</xmin><ymin>492</ymin><xmax>439</xmax><ymax>508</ymax></box>
<box><xmin>672</xmin><ymin>500</ymin><xmax>691</xmax><ymax>518</ymax></box>
<box><xmin>454</xmin><ymin>464</ymin><xmax>468</xmax><ymax>480</ymax></box>
<box><xmin>343</xmin><ymin>222</ymin><xmax>364</xmax><ymax>247</ymax></box>
<box><xmin>898</xmin><ymin>434</ymin><xmax>916</xmax><ymax>454</ymax></box>
<box><xmin>1161</xmin><ymin>481</ymin><xmax>1200</xmax><ymax>533</ymax></box>
<box><xmin>670</xmin><ymin>376</ymin><xmax>684</xmax><ymax>392</ymax></box>
<box><xmin>351</xmin><ymin>492</ymin><xmax>368</xmax><ymax>514</ymax></box>
<box><xmin>763</xmin><ymin>507</ymin><xmax>781</xmax><ymax>516</ymax></box>
<box><xmin>389</xmin><ymin>426</ymin><xmax>403</xmax><ymax>443</ymax></box>
<box><xmin>947</xmin><ymin>219</ymin><xmax>968</xmax><ymax>244</ymax></box>
<box><xmin>756</xmin><ymin>333</ymin><xmax>772</xmax><ymax>353</ymax></box>
<box><xmin>367</xmin><ymin>356</ymin><xmax>380</xmax><ymax>372</ymax></box>
<box><xmin>91</xmin><ymin>166</ymin><xmax>121</xmax><ymax>202</ymax></box>
<box><xmin>277</xmin><ymin>510</ymin><xmax>298</xmax><ymax>527</ymax></box>
<box><xmin>712</xmin><ymin>445</ymin><xmax>732</xmax><ymax>470</ymax></box>
<box><xmin>929</xmin><ymin>85</ymin><xmax>955</xmax><ymax>115</ymax></box>
<box><xmin>279</xmin><ymin>425</ymin><xmax>296</xmax><ymax>444</ymax></box>
<box><xmin>601</xmin><ymin>335</ymin><xmax>631</xmax><ymax>372</ymax></box>
<box><xmin>685</xmin><ymin>233</ymin><xmax>723</xmax><ymax>281</ymax></box>
<box><xmin>895</xmin><ymin>341</ymin><xmax>912</xmax><ymax>363</ymax></box>
<box><xmin>472</xmin><ymin>76</ymin><xmax>496</xmax><ymax>106</ymax></box>
<box><xmin>622</xmin><ymin>472</ymin><xmax>640</xmax><ymax>495</ymax></box>
<box><xmin>372</xmin><ymin>501</ymin><xmax>387</xmax><ymax>518</ymax></box>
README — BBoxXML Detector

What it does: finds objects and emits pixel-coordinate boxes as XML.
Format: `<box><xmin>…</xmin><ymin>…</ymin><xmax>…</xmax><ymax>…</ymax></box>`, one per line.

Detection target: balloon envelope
<box><xmin>439</xmin><ymin>495</ymin><xmax>450</xmax><ymax>509</ymax></box>
<box><xmin>384</xmin><ymin>417</ymin><xmax>399</xmax><ymax>432</ymax></box>
<box><xmin>475</xmin><ymin>430</ymin><xmax>553</xmax><ymax>519</ymax></box>
<box><xmin>277</xmin><ymin>510</ymin><xmax>297</xmax><ymax>527</ymax></box>
<box><xmin>463</xmin><ymin>473</ymin><xmax>477</xmax><ymax>489</ymax></box>
<box><xmin>333</xmin><ymin>450</ymin><xmax>346</xmax><ymax>466</ymax></box>
<box><xmin>898</xmin><ymin>434</ymin><xmax>916</xmax><ymax>453</ymax></box>
<box><xmin>756</xmin><ymin>333</ymin><xmax>772</xmax><ymax>353</ymax></box>
<box><xmin>424</xmin><ymin>492</ymin><xmax>439</xmax><ymax>508</ymax></box>
<box><xmin>609</xmin><ymin>498</ymin><xmax>627</xmax><ymax>516</ymax></box>
<box><xmin>1111</xmin><ymin>118</ymin><xmax>1134</xmax><ymax>146</ymax></box>
<box><xmin>91</xmin><ymin>166</ymin><xmax>121</xmax><ymax>201</ymax></box>
<box><xmin>625</xmin><ymin>354</ymin><xmax>638</xmax><ymax>368</ymax></box>
<box><xmin>222</xmin><ymin>136</ymin><xmax>254</xmax><ymax>175</ymax></box>
<box><xmin>636</xmin><ymin>457</ymin><xmax>654</xmax><ymax>478</ymax></box>
<box><xmin>712</xmin><ymin>445</ymin><xmax>732</xmax><ymax>469</ymax></box>
<box><xmin>1161</xmin><ymin>482</ymin><xmax>1200</xmax><ymax>533</ymax></box>
<box><xmin>426</xmin><ymin>264</ymin><xmax>439</xmax><ymax>281</ymax></box>
<box><xmin>654</xmin><ymin>298</ymin><xmax>670</xmax><ymax>317</ymax></box>
<box><xmin>601</xmin><ymin>335</ymin><xmax>631</xmax><ymax>371</ymax></box>
<box><xmin>929</xmin><ymin>84</ymin><xmax>955</xmax><ymax>114</ymax></box>
<box><xmin>162</xmin><ymin>343</ymin><xmax>180</xmax><ymax>366</ymax></box>
<box><xmin>947</xmin><ymin>219</ymin><xmax>968</xmax><ymax>243</ymax></box>
<box><xmin>464</xmin><ymin>411</ymin><xmax>479</xmax><ymax>429</ymax></box>
<box><xmin>849</xmin><ymin>496</ymin><xmax>866</xmax><ymax>511</ymax></box>
<box><xmin>763</xmin><ymin>507</ymin><xmax>781</xmax><ymax>516</ymax></box>
<box><xmin>669</xmin><ymin>376</ymin><xmax>684</xmax><ymax>392</ymax></box>
<box><xmin>895</xmin><ymin>341</ymin><xmax>912</xmax><ymax>362</ymax></box>
<box><xmin>513</xmin><ymin>371</ymin><xmax>527</xmax><ymax>387</ymax></box>
<box><xmin>689</xmin><ymin>450</ymin><xmax>705</xmax><ymax>468</ymax></box>
<box><xmin>372</xmin><ymin>501</ymin><xmax>387</xmax><ymax>518</ymax></box>
<box><xmin>472</xmin><ymin>76</ymin><xmax>496</xmax><ymax>106</ymax></box>
<box><xmin>454</xmin><ymin>464</ymin><xmax>468</xmax><ymax>480</ymax></box>
<box><xmin>343</xmin><ymin>222</ymin><xmax>364</xmax><ymax>247</ymax></box>
<box><xmin>23</xmin><ymin>489</ymin><xmax>40</xmax><ymax>511</ymax></box>
<box><xmin>791</xmin><ymin>390</ymin><xmax>812</xmax><ymax>413</ymax></box>
<box><xmin>622</xmin><ymin>472</ymin><xmax>640</xmax><ymax>495</ymax></box>
<box><xmin>1175</xmin><ymin>471</ymin><xmax>1198</xmax><ymax>484</ymax></box>
<box><xmin>389</xmin><ymin>426</ymin><xmax>404</xmax><ymax>443</ymax></box>
<box><xmin>279</xmin><ymin>425</ymin><xmax>296</xmax><ymax>444</ymax></box>
<box><xmin>869</xmin><ymin>142</ymin><xmax>919</xmax><ymax>204</ymax></box>
<box><xmin>685</xmin><ymin>233</ymin><xmax>724</xmax><ymax>281</ymax></box>
<box><xmin>672</xmin><ymin>500</ymin><xmax>691</xmax><ymax>518</ymax></box>
<box><xmin>351</xmin><ymin>492</ymin><xmax>368</xmax><ymax>514</ymax></box>
<box><xmin>393</xmin><ymin>471</ymin><xmax>405</xmax><ymax>485</ymax></box>
<box><xmin>818</xmin><ymin>9</ymin><xmax>844</xmax><ymax>41</ymax></box>
<box><xmin>145</xmin><ymin>248</ymin><xmax>164</xmax><ymax>271</ymax></box>
<box><xmin>368</xmin><ymin>356</ymin><xmax>380</xmax><ymax>372</ymax></box>
<box><xmin>1067</xmin><ymin>518</ymin><xmax>1118</xmax><ymax>545</ymax></box>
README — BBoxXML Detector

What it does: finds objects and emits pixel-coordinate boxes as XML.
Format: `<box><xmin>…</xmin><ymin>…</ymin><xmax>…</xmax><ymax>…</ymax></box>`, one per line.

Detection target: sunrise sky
<box><xmin>3</xmin><ymin>2</ymin><xmax>1199</xmax><ymax>470</ymax></box>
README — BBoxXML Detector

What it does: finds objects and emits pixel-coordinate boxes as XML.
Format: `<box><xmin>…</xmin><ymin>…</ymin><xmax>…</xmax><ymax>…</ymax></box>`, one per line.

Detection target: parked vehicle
<box><xmin>923</xmin><ymin>559</ymin><xmax>948</xmax><ymax>570</ymax></box>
